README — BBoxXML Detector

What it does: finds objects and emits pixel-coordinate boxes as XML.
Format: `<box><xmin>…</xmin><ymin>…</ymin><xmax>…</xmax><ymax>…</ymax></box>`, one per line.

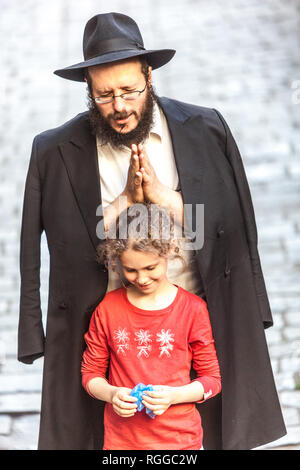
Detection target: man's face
<box><xmin>88</xmin><ymin>59</ymin><xmax>152</xmax><ymax>135</ymax></box>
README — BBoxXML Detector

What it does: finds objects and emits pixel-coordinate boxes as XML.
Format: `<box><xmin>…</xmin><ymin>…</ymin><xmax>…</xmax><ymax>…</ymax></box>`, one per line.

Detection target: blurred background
<box><xmin>0</xmin><ymin>0</ymin><xmax>299</xmax><ymax>450</ymax></box>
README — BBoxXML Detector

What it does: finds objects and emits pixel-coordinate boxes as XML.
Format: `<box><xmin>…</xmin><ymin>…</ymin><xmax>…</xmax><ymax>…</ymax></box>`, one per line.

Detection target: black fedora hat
<box><xmin>54</xmin><ymin>12</ymin><xmax>176</xmax><ymax>82</ymax></box>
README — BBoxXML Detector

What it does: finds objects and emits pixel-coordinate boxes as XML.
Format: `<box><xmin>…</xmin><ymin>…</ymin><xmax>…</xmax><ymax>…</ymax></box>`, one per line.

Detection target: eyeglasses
<box><xmin>93</xmin><ymin>82</ymin><xmax>147</xmax><ymax>104</ymax></box>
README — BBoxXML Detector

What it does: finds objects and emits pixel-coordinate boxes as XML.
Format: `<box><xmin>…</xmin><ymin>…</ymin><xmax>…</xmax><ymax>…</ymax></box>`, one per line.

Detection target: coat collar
<box><xmin>59</xmin><ymin>98</ymin><xmax>206</xmax><ymax>250</ymax></box>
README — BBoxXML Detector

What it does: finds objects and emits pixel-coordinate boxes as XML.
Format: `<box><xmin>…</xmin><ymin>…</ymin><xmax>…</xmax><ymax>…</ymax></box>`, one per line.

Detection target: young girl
<box><xmin>81</xmin><ymin>203</ymin><xmax>221</xmax><ymax>450</ymax></box>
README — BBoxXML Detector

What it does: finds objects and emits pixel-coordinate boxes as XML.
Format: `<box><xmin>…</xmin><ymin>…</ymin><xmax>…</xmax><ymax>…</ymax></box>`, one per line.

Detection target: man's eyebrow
<box><xmin>94</xmin><ymin>83</ymin><xmax>138</xmax><ymax>94</ymax></box>
<box><xmin>94</xmin><ymin>87</ymin><xmax>111</xmax><ymax>95</ymax></box>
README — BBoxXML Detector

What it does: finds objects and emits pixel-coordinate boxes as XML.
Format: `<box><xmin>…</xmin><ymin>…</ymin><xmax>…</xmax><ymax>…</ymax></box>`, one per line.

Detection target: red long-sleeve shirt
<box><xmin>81</xmin><ymin>286</ymin><xmax>221</xmax><ymax>450</ymax></box>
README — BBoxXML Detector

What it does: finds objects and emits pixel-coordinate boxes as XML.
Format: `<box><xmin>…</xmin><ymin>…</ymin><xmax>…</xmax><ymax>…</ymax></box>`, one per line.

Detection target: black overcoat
<box><xmin>18</xmin><ymin>97</ymin><xmax>286</xmax><ymax>450</ymax></box>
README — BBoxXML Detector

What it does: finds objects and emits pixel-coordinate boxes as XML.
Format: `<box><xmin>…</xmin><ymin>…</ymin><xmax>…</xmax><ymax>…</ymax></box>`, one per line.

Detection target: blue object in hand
<box><xmin>130</xmin><ymin>383</ymin><xmax>156</xmax><ymax>419</ymax></box>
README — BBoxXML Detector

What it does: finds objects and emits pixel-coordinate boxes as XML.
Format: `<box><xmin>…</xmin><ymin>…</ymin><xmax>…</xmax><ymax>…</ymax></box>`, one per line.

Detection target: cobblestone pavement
<box><xmin>0</xmin><ymin>0</ymin><xmax>299</xmax><ymax>450</ymax></box>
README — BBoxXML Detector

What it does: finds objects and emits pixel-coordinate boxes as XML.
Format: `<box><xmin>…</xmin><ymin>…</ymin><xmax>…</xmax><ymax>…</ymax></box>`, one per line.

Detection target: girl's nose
<box><xmin>137</xmin><ymin>273</ymin><xmax>148</xmax><ymax>285</ymax></box>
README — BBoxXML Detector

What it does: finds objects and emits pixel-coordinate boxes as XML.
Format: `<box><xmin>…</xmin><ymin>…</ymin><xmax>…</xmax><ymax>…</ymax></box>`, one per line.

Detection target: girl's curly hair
<box><xmin>96</xmin><ymin>202</ymin><xmax>186</xmax><ymax>273</ymax></box>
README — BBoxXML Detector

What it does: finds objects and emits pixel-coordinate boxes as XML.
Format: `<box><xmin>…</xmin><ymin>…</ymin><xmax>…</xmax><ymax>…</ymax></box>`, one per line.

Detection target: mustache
<box><xmin>109</xmin><ymin>111</ymin><xmax>137</xmax><ymax>120</ymax></box>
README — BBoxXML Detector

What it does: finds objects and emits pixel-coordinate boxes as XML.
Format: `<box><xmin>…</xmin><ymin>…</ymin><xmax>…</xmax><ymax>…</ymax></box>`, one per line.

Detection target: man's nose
<box><xmin>112</xmin><ymin>95</ymin><xmax>126</xmax><ymax>113</ymax></box>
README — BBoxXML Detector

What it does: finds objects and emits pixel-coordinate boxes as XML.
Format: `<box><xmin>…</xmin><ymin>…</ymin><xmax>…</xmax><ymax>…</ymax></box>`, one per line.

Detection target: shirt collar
<box><xmin>150</xmin><ymin>102</ymin><xmax>163</xmax><ymax>140</ymax></box>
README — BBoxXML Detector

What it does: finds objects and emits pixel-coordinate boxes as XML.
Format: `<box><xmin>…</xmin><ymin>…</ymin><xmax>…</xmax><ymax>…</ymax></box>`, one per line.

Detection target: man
<box><xmin>18</xmin><ymin>12</ymin><xmax>286</xmax><ymax>450</ymax></box>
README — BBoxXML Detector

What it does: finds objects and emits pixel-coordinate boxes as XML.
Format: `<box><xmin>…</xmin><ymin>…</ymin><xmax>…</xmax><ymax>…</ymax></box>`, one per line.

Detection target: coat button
<box><xmin>59</xmin><ymin>302</ymin><xmax>67</xmax><ymax>309</ymax></box>
<box><xmin>224</xmin><ymin>267</ymin><xmax>231</xmax><ymax>277</ymax></box>
<box><xmin>217</xmin><ymin>229</ymin><xmax>225</xmax><ymax>238</ymax></box>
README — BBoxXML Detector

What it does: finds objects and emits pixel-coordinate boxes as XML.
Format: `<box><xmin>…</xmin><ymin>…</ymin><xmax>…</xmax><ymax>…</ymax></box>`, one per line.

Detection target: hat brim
<box><xmin>54</xmin><ymin>49</ymin><xmax>176</xmax><ymax>82</ymax></box>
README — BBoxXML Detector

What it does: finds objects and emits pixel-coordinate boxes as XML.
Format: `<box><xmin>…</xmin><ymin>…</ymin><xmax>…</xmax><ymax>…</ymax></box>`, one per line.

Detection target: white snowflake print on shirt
<box><xmin>203</xmin><ymin>389</ymin><xmax>213</xmax><ymax>400</ymax></box>
<box><xmin>134</xmin><ymin>329</ymin><xmax>152</xmax><ymax>358</ymax></box>
<box><xmin>114</xmin><ymin>328</ymin><xmax>130</xmax><ymax>355</ymax></box>
<box><xmin>156</xmin><ymin>329</ymin><xmax>175</xmax><ymax>357</ymax></box>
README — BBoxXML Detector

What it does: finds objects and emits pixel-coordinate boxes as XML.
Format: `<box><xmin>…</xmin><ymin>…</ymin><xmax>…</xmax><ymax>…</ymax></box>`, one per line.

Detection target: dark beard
<box><xmin>87</xmin><ymin>86</ymin><xmax>157</xmax><ymax>149</ymax></box>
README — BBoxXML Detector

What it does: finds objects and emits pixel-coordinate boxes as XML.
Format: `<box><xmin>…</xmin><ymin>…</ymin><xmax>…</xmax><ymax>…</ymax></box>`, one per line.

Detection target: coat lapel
<box><xmin>158</xmin><ymin>97</ymin><xmax>206</xmax><ymax>207</ymax></box>
<box><xmin>58</xmin><ymin>116</ymin><xmax>102</xmax><ymax>250</ymax></box>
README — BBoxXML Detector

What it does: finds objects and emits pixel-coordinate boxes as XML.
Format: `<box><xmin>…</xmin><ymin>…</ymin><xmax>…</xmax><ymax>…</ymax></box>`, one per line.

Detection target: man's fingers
<box><xmin>140</xmin><ymin>167</ymin><xmax>150</xmax><ymax>183</ymax></box>
<box><xmin>135</xmin><ymin>171</ymin><xmax>143</xmax><ymax>185</ymax></box>
<box><xmin>130</xmin><ymin>145</ymin><xmax>139</xmax><ymax>168</ymax></box>
<box><xmin>139</xmin><ymin>153</ymin><xmax>154</xmax><ymax>177</ymax></box>
<box><xmin>131</xmin><ymin>144</ymin><xmax>138</xmax><ymax>154</ymax></box>
<box><xmin>131</xmin><ymin>144</ymin><xmax>152</xmax><ymax>174</ymax></box>
<box><xmin>130</xmin><ymin>153</ymin><xmax>140</xmax><ymax>171</ymax></box>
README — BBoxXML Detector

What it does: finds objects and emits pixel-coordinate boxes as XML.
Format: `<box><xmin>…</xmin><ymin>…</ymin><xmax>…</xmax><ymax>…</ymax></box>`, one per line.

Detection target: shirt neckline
<box><xmin>121</xmin><ymin>284</ymin><xmax>181</xmax><ymax>315</ymax></box>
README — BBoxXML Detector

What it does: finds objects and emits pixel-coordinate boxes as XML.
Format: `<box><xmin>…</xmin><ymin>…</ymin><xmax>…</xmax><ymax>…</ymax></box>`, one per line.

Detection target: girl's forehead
<box><xmin>120</xmin><ymin>248</ymin><xmax>161</xmax><ymax>266</ymax></box>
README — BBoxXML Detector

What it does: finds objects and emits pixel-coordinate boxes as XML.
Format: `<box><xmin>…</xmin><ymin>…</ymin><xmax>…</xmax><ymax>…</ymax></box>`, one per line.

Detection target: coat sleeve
<box><xmin>18</xmin><ymin>136</ymin><xmax>45</xmax><ymax>364</ymax></box>
<box><xmin>213</xmin><ymin>109</ymin><xmax>273</xmax><ymax>328</ymax></box>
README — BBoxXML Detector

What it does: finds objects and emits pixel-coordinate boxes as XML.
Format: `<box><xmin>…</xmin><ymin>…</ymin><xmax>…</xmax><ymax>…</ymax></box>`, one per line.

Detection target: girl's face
<box><xmin>120</xmin><ymin>248</ymin><xmax>168</xmax><ymax>294</ymax></box>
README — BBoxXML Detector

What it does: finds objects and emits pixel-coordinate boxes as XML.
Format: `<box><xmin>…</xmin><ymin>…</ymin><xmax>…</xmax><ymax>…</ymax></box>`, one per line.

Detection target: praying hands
<box><xmin>103</xmin><ymin>143</ymin><xmax>184</xmax><ymax>232</ymax></box>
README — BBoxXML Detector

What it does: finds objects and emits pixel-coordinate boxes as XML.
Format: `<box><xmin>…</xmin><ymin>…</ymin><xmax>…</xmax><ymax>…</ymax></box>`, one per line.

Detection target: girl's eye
<box><xmin>124</xmin><ymin>267</ymin><xmax>155</xmax><ymax>273</ymax></box>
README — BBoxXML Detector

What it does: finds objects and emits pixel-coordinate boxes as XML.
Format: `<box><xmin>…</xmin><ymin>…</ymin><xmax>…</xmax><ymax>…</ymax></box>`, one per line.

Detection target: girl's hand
<box><xmin>142</xmin><ymin>385</ymin><xmax>176</xmax><ymax>416</ymax></box>
<box><xmin>111</xmin><ymin>387</ymin><xmax>138</xmax><ymax>418</ymax></box>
